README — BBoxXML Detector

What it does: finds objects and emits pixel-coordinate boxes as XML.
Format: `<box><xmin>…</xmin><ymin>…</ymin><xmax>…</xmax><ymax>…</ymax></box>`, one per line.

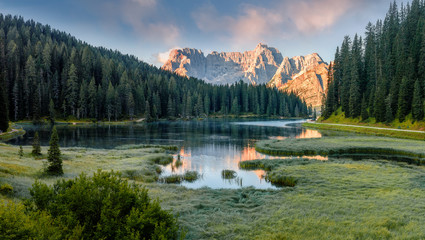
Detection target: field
<box><xmin>1</xmin><ymin>137</ymin><xmax>425</xmax><ymax>239</ymax></box>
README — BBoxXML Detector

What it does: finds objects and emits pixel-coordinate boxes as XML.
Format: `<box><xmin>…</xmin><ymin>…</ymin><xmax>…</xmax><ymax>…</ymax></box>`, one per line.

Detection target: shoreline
<box><xmin>303</xmin><ymin>122</ymin><xmax>425</xmax><ymax>141</ymax></box>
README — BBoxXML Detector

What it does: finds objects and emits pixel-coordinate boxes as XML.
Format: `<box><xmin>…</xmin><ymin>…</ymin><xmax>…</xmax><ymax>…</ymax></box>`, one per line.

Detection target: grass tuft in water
<box><xmin>221</xmin><ymin>169</ymin><xmax>237</xmax><ymax>179</ymax></box>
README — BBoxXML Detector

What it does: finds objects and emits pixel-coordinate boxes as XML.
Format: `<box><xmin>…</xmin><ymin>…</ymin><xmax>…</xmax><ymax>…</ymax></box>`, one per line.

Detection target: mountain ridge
<box><xmin>161</xmin><ymin>44</ymin><xmax>329</xmax><ymax>107</ymax></box>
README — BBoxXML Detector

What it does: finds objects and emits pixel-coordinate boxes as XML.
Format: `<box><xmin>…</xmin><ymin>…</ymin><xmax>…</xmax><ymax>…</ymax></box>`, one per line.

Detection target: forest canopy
<box><xmin>0</xmin><ymin>14</ymin><xmax>309</xmax><ymax>123</ymax></box>
<box><xmin>323</xmin><ymin>0</ymin><xmax>425</xmax><ymax>123</ymax></box>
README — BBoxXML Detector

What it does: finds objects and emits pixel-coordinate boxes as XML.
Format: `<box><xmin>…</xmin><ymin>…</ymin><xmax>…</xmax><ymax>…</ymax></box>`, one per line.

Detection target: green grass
<box><xmin>311</xmin><ymin>108</ymin><xmax>425</xmax><ymax>140</ymax></box>
<box><xmin>256</xmin><ymin>136</ymin><xmax>425</xmax><ymax>165</ymax></box>
<box><xmin>0</xmin><ymin>127</ymin><xmax>26</xmax><ymax>141</ymax></box>
<box><xmin>221</xmin><ymin>169</ymin><xmax>237</xmax><ymax>179</ymax></box>
<box><xmin>2</xmin><ymin>142</ymin><xmax>425</xmax><ymax>239</ymax></box>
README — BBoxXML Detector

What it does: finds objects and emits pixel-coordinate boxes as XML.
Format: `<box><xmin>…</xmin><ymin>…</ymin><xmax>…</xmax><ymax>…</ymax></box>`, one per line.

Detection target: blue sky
<box><xmin>1</xmin><ymin>0</ymin><xmax>400</xmax><ymax>66</ymax></box>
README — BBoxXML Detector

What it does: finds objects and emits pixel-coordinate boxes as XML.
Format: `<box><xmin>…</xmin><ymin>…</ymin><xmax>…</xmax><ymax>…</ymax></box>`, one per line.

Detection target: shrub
<box><xmin>0</xmin><ymin>183</ymin><xmax>13</xmax><ymax>195</ymax></box>
<box><xmin>28</xmin><ymin>170</ymin><xmax>182</xmax><ymax>239</ymax></box>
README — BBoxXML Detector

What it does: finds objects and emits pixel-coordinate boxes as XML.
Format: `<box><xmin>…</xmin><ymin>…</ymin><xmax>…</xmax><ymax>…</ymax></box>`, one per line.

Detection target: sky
<box><xmin>0</xmin><ymin>0</ymin><xmax>402</xmax><ymax>66</ymax></box>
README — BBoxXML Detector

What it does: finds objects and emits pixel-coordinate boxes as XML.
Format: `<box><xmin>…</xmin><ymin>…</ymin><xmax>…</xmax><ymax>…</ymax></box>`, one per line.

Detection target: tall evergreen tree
<box><xmin>398</xmin><ymin>76</ymin><xmax>410</xmax><ymax>122</ymax></box>
<box><xmin>32</xmin><ymin>132</ymin><xmax>41</xmax><ymax>156</ymax></box>
<box><xmin>361</xmin><ymin>95</ymin><xmax>369</xmax><ymax>121</ymax></box>
<box><xmin>47</xmin><ymin>126</ymin><xmax>62</xmax><ymax>175</ymax></box>
<box><xmin>412</xmin><ymin>79</ymin><xmax>424</xmax><ymax>120</ymax></box>
<box><xmin>0</xmin><ymin>74</ymin><xmax>8</xmax><ymax>132</ymax></box>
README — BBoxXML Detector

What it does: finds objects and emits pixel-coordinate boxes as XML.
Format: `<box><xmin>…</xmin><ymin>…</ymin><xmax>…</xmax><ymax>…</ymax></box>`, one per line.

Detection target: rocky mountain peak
<box><xmin>161</xmin><ymin>44</ymin><xmax>329</xmax><ymax>107</ymax></box>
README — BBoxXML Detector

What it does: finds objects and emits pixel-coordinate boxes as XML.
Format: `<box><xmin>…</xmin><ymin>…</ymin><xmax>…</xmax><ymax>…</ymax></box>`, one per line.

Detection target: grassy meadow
<box><xmin>1</xmin><ymin>136</ymin><xmax>425</xmax><ymax>239</ymax></box>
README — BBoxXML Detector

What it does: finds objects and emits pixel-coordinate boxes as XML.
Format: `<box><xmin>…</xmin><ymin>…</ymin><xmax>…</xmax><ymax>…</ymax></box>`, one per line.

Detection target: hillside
<box><xmin>0</xmin><ymin>14</ymin><xmax>309</xmax><ymax>124</ymax></box>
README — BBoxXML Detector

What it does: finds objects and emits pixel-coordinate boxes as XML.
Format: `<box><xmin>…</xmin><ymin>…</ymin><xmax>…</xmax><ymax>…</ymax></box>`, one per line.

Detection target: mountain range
<box><xmin>161</xmin><ymin>43</ymin><xmax>329</xmax><ymax>107</ymax></box>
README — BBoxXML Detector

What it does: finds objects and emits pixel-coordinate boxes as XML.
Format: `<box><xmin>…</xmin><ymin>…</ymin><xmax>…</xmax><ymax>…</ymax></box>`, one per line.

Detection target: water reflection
<box><xmin>10</xmin><ymin>119</ymin><xmax>323</xmax><ymax>189</ymax></box>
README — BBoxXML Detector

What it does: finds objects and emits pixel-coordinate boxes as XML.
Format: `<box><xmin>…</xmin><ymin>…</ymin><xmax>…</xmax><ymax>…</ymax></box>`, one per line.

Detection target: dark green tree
<box><xmin>32</xmin><ymin>132</ymin><xmax>41</xmax><ymax>156</ymax></box>
<box><xmin>361</xmin><ymin>95</ymin><xmax>369</xmax><ymax>121</ymax></box>
<box><xmin>19</xmin><ymin>145</ymin><xmax>23</xmax><ymax>158</ymax></box>
<box><xmin>66</xmin><ymin>64</ymin><xmax>79</xmax><ymax>117</ymax></box>
<box><xmin>49</xmin><ymin>99</ymin><xmax>55</xmax><ymax>124</ymax></box>
<box><xmin>412</xmin><ymin>79</ymin><xmax>424</xmax><ymax>120</ymax></box>
<box><xmin>46</xmin><ymin>126</ymin><xmax>62</xmax><ymax>175</ymax></box>
<box><xmin>0</xmin><ymin>74</ymin><xmax>8</xmax><ymax>132</ymax></box>
<box><xmin>398</xmin><ymin>76</ymin><xmax>410</xmax><ymax>122</ymax></box>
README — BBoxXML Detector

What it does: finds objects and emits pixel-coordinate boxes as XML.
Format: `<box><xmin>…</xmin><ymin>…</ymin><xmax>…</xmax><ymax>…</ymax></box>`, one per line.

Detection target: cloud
<box><xmin>192</xmin><ymin>0</ymin><xmax>368</xmax><ymax>48</ymax></box>
<box><xmin>151</xmin><ymin>47</ymin><xmax>182</xmax><ymax>66</ymax></box>
<box><xmin>88</xmin><ymin>0</ymin><xmax>181</xmax><ymax>46</ymax></box>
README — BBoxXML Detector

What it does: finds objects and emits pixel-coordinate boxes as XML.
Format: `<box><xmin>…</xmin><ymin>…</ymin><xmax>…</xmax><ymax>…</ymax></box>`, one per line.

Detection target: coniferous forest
<box><xmin>323</xmin><ymin>0</ymin><xmax>425</xmax><ymax>123</ymax></box>
<box><xmin>0</xmin><ymin>14</ymin><xmax>308</xmax><ymax>131</ymax></box>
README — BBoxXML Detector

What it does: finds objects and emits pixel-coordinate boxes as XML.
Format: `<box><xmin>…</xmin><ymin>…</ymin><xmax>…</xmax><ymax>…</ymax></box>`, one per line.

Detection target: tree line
<box><xmin>323</xmin><ymin>0</ymin><xmax>425</xmax><ymax>123</ymax></box>
<box><xmin>0</xmin><ymin>14</ymin><xmax>309</xmax><ymax>132</ymax></box>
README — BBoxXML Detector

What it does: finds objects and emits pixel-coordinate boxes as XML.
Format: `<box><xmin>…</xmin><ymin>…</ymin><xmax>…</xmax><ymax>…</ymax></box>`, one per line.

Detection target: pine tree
<box><xmin>66</xmin><ymin>64</ymin><xmax>79</xmax><ymax>116</ymax></box>
<box><xmin>127</xmin><ymin>92</ymin><xmax>135</xmax><ymax>120</ymax></box>
<box><xmin>361</xmin><ymin>95</ymin><xmax>369</xmax><ymax>121</ymax></box>
<box><xmin>19</xmin><ymin>145</ymin><xmax>23</xmax><ymax>158</ymax></box>
<box><xmin>385</xmin><ymin>94</ymin><xmax>394</xmax><ymax>123</ymax></box>
<box><xmin>145</xmin><ymin>100</ymin><xmax>152</xmax><ymax>122</ymax></box>
<box><xmin>32</xmin><ymin>132</ymin><xmax>41</xmax><ymax>156</ymax></box>
<box><xmin>397</xmin><ymin>76</ymin><xmax>410</xmax><ymax>122</ymax></box>
<box><xmin>412</xmin><ymin>79</ymin><xmax>424</xmax><ymax>120</ymax></box>
<box><xmin>88</xmin><ymin>77</ymin><xmax>97</xmax><ymax>118</ymax></box>
<box><xmin>231</xmin><ymin>97</ymin><xmax>240</xmax><ymax>115</ymax></box>
<box><xmin>49</xmin><ymin>99</ymin><xmax>55</xmax><ymax>124</ymax></box>
<box><xmin>106</xmin><ymin>82</ymin><xmax>115</xmax><ymax>122</ymax></box>
<box><xmin>47</xmin><ymin>126</ymin><xmax>63</xmax><ymax>175</ymax></box>
<box><xmin>0</xmin><ymin>74</ymin><xmax>8</xmax><ymax>132</ymax></box>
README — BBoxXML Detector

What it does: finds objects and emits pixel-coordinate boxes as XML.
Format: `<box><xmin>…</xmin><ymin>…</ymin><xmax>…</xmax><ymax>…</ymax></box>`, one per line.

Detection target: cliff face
<box><xmin>161</xmin><ymin>44</ymin><xmax>329</xmax><ymax>107</ymax></box>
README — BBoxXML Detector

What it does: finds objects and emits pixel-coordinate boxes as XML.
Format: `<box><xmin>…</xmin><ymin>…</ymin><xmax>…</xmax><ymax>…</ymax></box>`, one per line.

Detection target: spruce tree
<box><xmin>361</xmin><ymin>95</ymin><xmax>369</xmax><ymax>121</ymax></box>
<box><xmin>385</xmin><ymin>94</ymin><xmax>394</xmax><ymax>123</ymax></box>
<box><xmin>47</xmin><ymin>126</ymin><xmax>63</xmax><ymax>175</ymax></box>
<box><xmin>0</xmin><ymin>75</ymin><xmax>8</xmax><ymax>132</ymax></box>
<box><xmin>412</xmin><ymin>79</ymin><xmax>424</xmax><ymax>120</ymax></box>
<box><xmin>19</xmin><ymin>146</ymin><xmax>23</xmax><ymax>158</ymax></box>
<box><xmin>397</xmin><ymin>76</ymin><xmax>410</xmax><ymax>122</ymax></box>
<box><xmin>32</xmin><ymin>132</ymin><xmax>41</xmax><ymax>156</ymax></box>
<box><xmin>49</xmin><ymin>99</ymin><xmax>55</xmax><ymax>124</ymax></box>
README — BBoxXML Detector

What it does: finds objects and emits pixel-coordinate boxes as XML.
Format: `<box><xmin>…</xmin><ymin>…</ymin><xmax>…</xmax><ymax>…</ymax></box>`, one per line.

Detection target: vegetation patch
<box><xmin>0</xmin><ymin>128</ymin><xmax>26</xmax><ymax>141</ymax></box>
<box><xmin>183</xmin><ymin>171</ymin><xmax>200</xmax><ymax>182</ymax></box>
<box><xmin>221</xmin><ymin>169</ymin><xmax>237</xmax><ymax>179</ymax></box>
<box><xmin>256</xmin><ymin>136</ymin><xmax>425</xmax><ymax>165</ymax></box>
<box><xmin>304</xmin><ymin>122</ymin><xmax>425</xmax><ymax>141</ymax></box>
<box><xmin>159</xmin><ymin>171</ymin><xmax>201</xmax><ymax>184</ymax></box>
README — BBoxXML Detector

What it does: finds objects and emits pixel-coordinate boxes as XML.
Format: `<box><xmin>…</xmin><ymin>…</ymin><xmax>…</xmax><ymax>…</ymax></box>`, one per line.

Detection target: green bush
<box><xmin>27</xmin><ymin>170</ymin><xmax>182</xmax><ymax>239</ymax></box>
<box><xmin>0</xmin><ymin>183</ymin><xmax>13</xmax><ymax>195</ymax></box>
<box><xmin>0</xmin><ymin>202</ymin><xmax>60</xmax><ymax>240</ymax></box>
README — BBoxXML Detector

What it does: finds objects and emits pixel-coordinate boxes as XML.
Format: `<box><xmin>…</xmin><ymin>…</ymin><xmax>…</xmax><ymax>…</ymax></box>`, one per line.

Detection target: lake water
<box><xmin>9</xmin><ymin>119</ymin><xmax>323</xmax><ymax>189</ymax></box>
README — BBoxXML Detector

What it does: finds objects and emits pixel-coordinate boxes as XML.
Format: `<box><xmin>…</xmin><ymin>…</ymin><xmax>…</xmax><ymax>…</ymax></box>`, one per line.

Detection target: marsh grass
<box><xmin>256</xmin><ymin>136</ymin><xmax>425</xmax><ymax>165</ymax></box>
<box><xmin>221</xmin><ymin>169</ymin><xmax>237</xmax><ymax>179</ymax></box>
<box><xmin>159</xmin><ymin>171</ymin><xmax>201</xmax><ymax>184</ymax></box>
<box><xmin>183</xmin><ymin>171</ymin><xmax>200</xmax><ymax>182</ymax></box>
<box><xmin>304</xmin><ymin>122</ymin><xmax>425</xmax><ymax>140</ymax></box>
<box><xmin>3</xmin><ymin>143</ymin><xmax>425</xmax><ymax>239</ymax></box>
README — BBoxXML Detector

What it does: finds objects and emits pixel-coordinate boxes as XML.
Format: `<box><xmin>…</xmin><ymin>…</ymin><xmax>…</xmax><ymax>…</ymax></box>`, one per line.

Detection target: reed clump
<box><xmin>221</xmin><ymin>169</ymin><xmax>237</xmax><ymax>179</ymax></box>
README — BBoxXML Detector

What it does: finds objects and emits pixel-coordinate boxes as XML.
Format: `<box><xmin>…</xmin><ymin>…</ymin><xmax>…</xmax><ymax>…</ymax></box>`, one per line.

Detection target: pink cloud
<box><xmin>192</xmin><ymin>0</ymin><xmax>367</xmax><ymax>48</ymax></box>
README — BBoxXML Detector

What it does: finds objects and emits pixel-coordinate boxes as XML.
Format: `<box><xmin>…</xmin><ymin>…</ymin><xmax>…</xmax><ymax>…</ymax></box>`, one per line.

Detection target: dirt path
<box><xmin>310</xmin><ymin>122</ymin><xmax>425</xmax><ymax>133</ymax></box>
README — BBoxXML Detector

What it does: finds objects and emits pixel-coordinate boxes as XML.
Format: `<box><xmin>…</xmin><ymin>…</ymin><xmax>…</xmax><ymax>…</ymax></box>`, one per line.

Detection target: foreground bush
<box><xmin>24</xmin><ymin>170</ymin><xmax>182</xmax><ymax>239</ymax></box>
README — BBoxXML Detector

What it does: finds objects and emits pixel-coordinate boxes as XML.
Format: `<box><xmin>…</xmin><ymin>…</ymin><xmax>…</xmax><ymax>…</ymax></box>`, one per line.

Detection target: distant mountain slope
<box><xmin>0</xmin><ymin>14</ymin><xmax>310</xmax><ymax>122</ymax></box>
<box><xmin>161</xmin><ymin>43</ymin><xmax>329</xmax><ymax>107</ymax></box>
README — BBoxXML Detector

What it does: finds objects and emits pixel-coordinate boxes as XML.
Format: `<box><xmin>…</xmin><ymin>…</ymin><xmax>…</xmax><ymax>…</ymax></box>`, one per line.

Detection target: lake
<box><xmin>9</xmin><ymin>119</ymin><xmax>323</xmax><ymax>189</ymax></box>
